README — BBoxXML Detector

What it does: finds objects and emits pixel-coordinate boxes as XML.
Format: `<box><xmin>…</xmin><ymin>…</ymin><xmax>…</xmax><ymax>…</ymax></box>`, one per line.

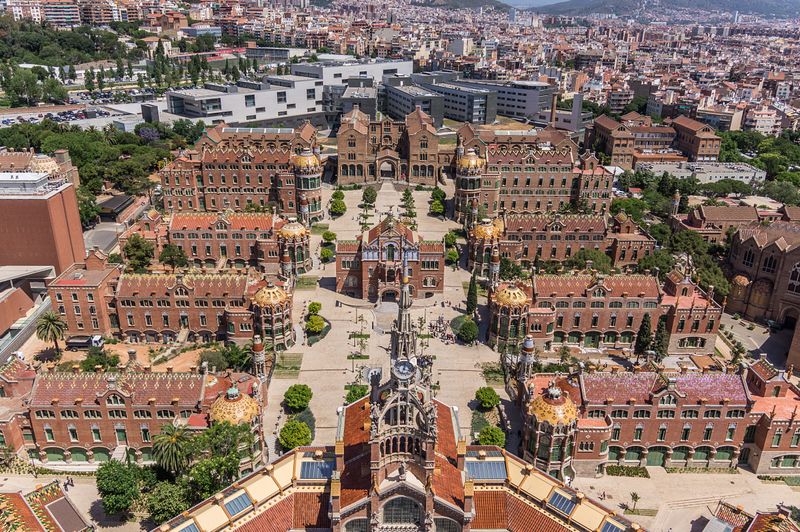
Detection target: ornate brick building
<box><xmin>159</xmin><ymin>123</ymin><xmax>323</xmax><ymax>222</ymax></box>
<box><xmin>157</xmin><ymin>278</ymin><xmax>638</xmax><ymax>532</ymax></box>
<box><xmin>726</xmin><ymin>221</ymin><xmax>800</xmax><ymax>369</ymax></box>
<box><xmin>336</xmin><ymin>107</ymin><xmax>453</xmax><ymax>186</ymax></box>
<box><xmin>488</xmin><ymin>265</ymin><xmax>721</xmax><ymax>356</ymax></box>
<box><xmin>670</xmin><ymin>204</ymin><xmax>761</xmax><ymax>244</ymax></box>
<box><xmin>517</xmin><ymin>347</ymin><xmax>800</xmax><ymax>479</ymax></box>
<box><xmin>454</xmin><ymin>125</ymin><xmax>613</xmax><ymax>222</ymax></box>
<box><xmin>335</xmin><ymin>216</ymin><xmax>445</xmax><ymax>301</ymax></box>
<box><xmin>467</xmin><ymin>211</ymin><xmax>655</xmax><ymax>275</ymax></box>
<box><xmin>121</xmin><ymin>211</ymin><xmax>312</xmax><ymax>275</ymax></box>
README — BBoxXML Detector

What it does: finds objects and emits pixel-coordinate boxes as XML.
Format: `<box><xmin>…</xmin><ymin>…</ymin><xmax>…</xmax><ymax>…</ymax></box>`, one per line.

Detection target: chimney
<box><xmin>143</xmin><ymin>365</ymin><xmax>152</xmax><ymax>373</ymax></box>
<box><xmin>72</xmin><ymin>365</ymin><xmax>80</xmax><ymax>374</ymax></box>
<box><xmin>457</xmin><ymin>439</ymin><xmax>466</xmax><ymax>470</ymax></box>
<box><xmin>166</xmin><ymin>366</ymin><xmax>173</xmax><ymax>373</ymax></box>
<box><xmin>127</xmin><ymin>349</ymin><xmax>137</xmax><ymax>365</ymax></box>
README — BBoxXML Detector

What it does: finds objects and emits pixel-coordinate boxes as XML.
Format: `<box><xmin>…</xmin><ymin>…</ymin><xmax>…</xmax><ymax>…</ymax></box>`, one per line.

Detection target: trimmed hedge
<box><xmin>605</xmin><ymin>465</ymin><xmax>650</xmax><ymax>478</ymax></box>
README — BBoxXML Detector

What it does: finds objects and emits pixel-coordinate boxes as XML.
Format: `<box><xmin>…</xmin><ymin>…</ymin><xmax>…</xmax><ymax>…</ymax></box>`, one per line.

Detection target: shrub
<box><xmin>320</xmin><ymin>247</ymin><xmax>334</xmax><ymax>262</ymax></box>
<box><xmin>331</xmin><ymin>189</ymin><xmax>344</xmax><ymax>201</ymax></box>
<box><xmin>444</xmin><ymin>231</ymin><xmax>457</xmax><ymax>248</ymax></box>
<box><xmin>308</xmin><ymin>301</ymin><xmax>322</xmax><ymax>315</ymax></box>
<box><xmin>279</xmin><ymin>419</ymin><xmax>312</xmax><ymax>450</ymax></box>
<box><xmin>346</xmin><ymin>384</ymin><xmax>369</xmax><ymax>404</ymax></box>
<box><xmin>306</xmin><ymin>314</ymin><xmax>325</xmax><ymax>334</ymax></box>
<box><xmin>361</xmin><ymin>186</ymin><xmax>377</xmax><ymax>205</ymax></box>
<box><xmin>446</xmin><ymin>248</ymin><xmax>459</xmax><ymax>264</ymax></box>
<box><xmin>199</xmin><ymin>349</ymin><xmax>228</xmax><ymax>371</ymax></box>
<box><xmin>475</xmin><ymin>387</ymin><xmax>500</xmax><ymax>410</ymax></box>
<box><xmin>330</xmin><ymin>198</ymin><xmax>347</xmax><ymax>216</ymax></box>
<box><xmin>284</xmin><ymin>384</ymin><xmax>312</xmax><ymax>411</ymax></box>
<box><xmin>322</xmin><ymin>230</ymin><xmax>337</xmax><ymax>243</ymax></box>
<box><xmin>605</xmin><ymin>465</ymin><xmax>650</xmax><ymax>478</ymax></box>
<box><xmin>457</xmin><ymin>318</ymin><xmax>479</xmax><ymax>344</ymax></box>
<box><xmin>478</xmin><ymin>426</ymin><xmax>505</xmax><ymax>447</ymax></box>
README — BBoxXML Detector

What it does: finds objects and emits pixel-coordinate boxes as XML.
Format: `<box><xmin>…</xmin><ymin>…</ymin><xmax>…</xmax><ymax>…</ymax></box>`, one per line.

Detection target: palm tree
<box><xmin>35</xmin><ymin>311</ymin><xmax>67</xmax><ymax>356</ymax></box>
<box><xmin>153</xmin><ymin>424</ymin><xmax>191</xmax><ymax>475</ymax></box>
<box><xmin>630</xmin><ymin>492</ymin><xmax>640</xmax><ymax>512</ymax></box>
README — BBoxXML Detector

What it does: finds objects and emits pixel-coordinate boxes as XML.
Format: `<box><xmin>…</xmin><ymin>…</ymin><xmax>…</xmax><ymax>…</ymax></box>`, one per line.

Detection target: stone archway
<box><xmin>379</xmin><ymin>161</ymin><xmax>396</xmax><ymax>180</ymax></box>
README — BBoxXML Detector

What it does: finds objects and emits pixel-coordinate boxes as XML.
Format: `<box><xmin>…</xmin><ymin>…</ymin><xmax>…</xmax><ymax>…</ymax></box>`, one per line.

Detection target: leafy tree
<box><xmin>153</xmin><ymin>424</ymin><xmax>191</xmax><ymax>475</ymax></box>
<box><xmin>159</xmin><ymin>243</ymin><xmax>188</xmax><ymax>272</ymax></box>
<box><xmin>444</xmin><ymin>231</ymin><xmax>457</xmax><ymax>248</ymax></box>
<box><xmin>320</xmin><ymin>247</ymin><xmax>334</xmax><ymax>262</ymax></box>
<box><xmin>475</xmin><ymin>387</ymin><xmax>500</xmax><ymax>410</ymax></box>
<box><xmin>331</xmin><ymin>189</ymin><xmax>344</xmax><ymax>201</ymax></box>
<box><xmin>499</xmin><ymin>257</ymin><xmax>523</xmax><ymax>280</ymax></box>
<box><xmin>361</xmin><ymin>185</ymin><xmax>377</xmax><ymax>206</ymax></box>
<box><xmin>5</xmin><ymin>68</ymin><xmax>41</xmax><ymax>106</ymax></box>
<box><xmin>466</xmin><ymin>272</ymin><xmax>478</xmax><ymax>314</ymax></box>
<box><xmin>647</xmin><ymin>223</ymin><xmax>671</xmax><ymax>246</ymax></box>
<box><xmin>670</xmin><ymin>230</ymin><xmax>708</xmax><ymax>257</ymax></box>
<box><xmin>35</xmin><ymin>311</ymin><xmax>66</xmax><ymax>355</ymax></box>
<box><xmin>634</xmin><ymin>313</ymin><xmax>652</xmax><ymax>357</ymax></box>
<box><xmin>457</xmin><ymin>317</ymin><xmax>479</xmax><ymax>344</ymax></box>
<box><xmin>322</xmin><ymin>230</ymin><xmax>337</xmax><ymax>243</ymax></box>
<box><xmin>308</xmin><ymin>301</ymin><xmax>322</xmax><ymax>315</ymax></box>
<box><xmin>564</xmin><ymin>248</ymin><xmax>612</xmax><ymax>273</ymax></box>
<box><xmin>431</xmin><ymin>186</ymin><xmax>446</xmax><ymax>204</ymax></box>
<box><xmin>192</xmin><ymin>421</ymin><xmax>253</xmax><ymax>459</ymax></box>
<box><xmin>96</xmin><ymin>461</ymin><xmax>140</xmax><ymax>515</ymax></box>
<box><xmin>635</xmin><ymin>250</ymin><xmax>675</xmax><ymax>279</ymax></box>
<box><xmin>123</xmin><ymin>233</ymin><xmax>155</xmax><ymax>273</ymax></box>
<box><xmin>330</xmin><ymin>198</ymin><xmax>347</xmax><ymax>216</ymax></box>
<box><xmin>146</xmin><ymin>482</ymin><xmax>189</xmax><ymax>524</ymax></box>
<box><xmin>279</xmin><ymin>419</ymin><xmax>312</xmax><ymax>450</ymax></box>
<box><xmin>108</xmin><ymin>252</ymin><xmax>123</xmax><ymax>264</ymax></box>
<box><xmin>198</xmin><ymin>349</ymin><xmax>228</xmax><ymax>371</ymax></box>
<box><xmin>653</xmin><ymin>318</ymin><xmax>669</xmax><ymax>361</ymax></box>
<box><xmin>284</xmin><ymin>384</ymin><xmax>313</xmax><ymax>411</ymax></box>
<box><xmin>430</xmin><ymin>199</ymin><xmax>445</xmax><ymax>216</ymax></box>
<box><xmin>184</xmin><ymin>455</ymin><xmax>239</xmax><ymax>502</ymax></box>
<box><xmin>610</xmin><ymin>198</ymin><xmax>649</xmax><ymax>223</ymax></box>
<box><xmin>80</xmin><ymin>346</ymin><xmax>120</xmax><ymax>372</ymax></box>
<box><xmin>306</xmin><ymin>314</ymin><xmax>325</xmax><ymax>334</ymax></box>
<box><xmin>346</xmin><ymin>384</ymin><xmax>368</xmax><ymax>404</ymax></box>
<box><xmin>42</xmin><ymin>77</ymin><xmax>67</xmax><ymax>103</ymax></box>
<box><xmin>446</xmin><ymin>248</ymin><xmax>459</xmax><ymax>265</ymax></box>
<box><xmin>84</xmin><ymin>68</ymin><xmax>95</xmax><ymax>91</ymax></box>
<box><xmin>478</xmin><ymin>426</ymin><xmax>505</xmax><ymax>447</ymax></box>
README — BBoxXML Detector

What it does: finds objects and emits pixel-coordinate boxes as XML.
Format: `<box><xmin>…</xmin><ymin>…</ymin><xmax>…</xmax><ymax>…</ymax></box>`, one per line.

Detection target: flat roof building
<box><xmin>385</xmin><ymin>78</ymin><xmax>444</xmax><ymax>127</ymax></box>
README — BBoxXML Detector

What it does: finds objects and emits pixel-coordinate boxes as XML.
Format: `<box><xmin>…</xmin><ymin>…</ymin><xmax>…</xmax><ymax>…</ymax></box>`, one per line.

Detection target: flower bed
<box><xmin>605</xmin><ymin>465</ymin><xmax>650</xmax><ymax>478</ymax></box>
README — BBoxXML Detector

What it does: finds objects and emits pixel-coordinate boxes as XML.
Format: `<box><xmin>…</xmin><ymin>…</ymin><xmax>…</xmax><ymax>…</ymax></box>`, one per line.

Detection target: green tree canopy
<box><xmin>146</xmin><ymin>482</ymin><xmax>189</xmax><ymax>524</ymax></box>
<box><xmin>457</xmin><ymin>318</ymin><xmax>479</xmax><ymax>344</ymax></box>
<box><xmin>330</xmin><ymin>198</ymin><xmax>347</xmax><ymax>216</ymax></box>
<box><xmin>96</xmin><ymin>461</ymin><xmax>140</xmax><ymax>515</ymax></box>
<box><xmin>478</xmin><ymin>426</ymin><xmax>506</xmax><ymax>447</ymax></box>
<box><xmin>431</xmin><ymin>186</ymin><xmax>446</xmax><ymax>204</ymax></box>
<box><xmin>345</xmin><ymin>384</ymin><xmax>368</xmax><ymax>404</ymax></box>
<box><xmin>153</xmin><ymin>424</ymin><xmax>191</xmax><ymax>475</ymax></box>
<box><xmin>466</xmin><ymin>272</ymin><xmax>478</xmax><ymax>314</ymax></box>
<box><xmin>284</xmin><ymin>384</ymin><xmax>313</xmax><ymax>411</ymax></box>
<box><xmin>563</xmin><ymin>248</ymin><xmax>612</xmax><ymax>273</ymax></box>
<box><xmin>320</xmin><ymin>247</ymin><xmax>334</xmax><ymax>262</ymax></box>
<box><xmin>79</xmin><ymin>346</ymin><xmax>120</xmax><ymax>372</ymax></box>
<box><xmin>322</xmin><ymin>230</ymin><xmax>337</xmax><ymax>243</ymax></box>
<box><xmin>361</xmin><ymin>186</ymin><xmax>377</xmax><ymax>205</ymax></box>
<box><xmin>308</xmin><ymin>301</ymin><xmax>321</xmax><ymax>315</ymax></box>
<box><xmin>35</xmin><ymin>311</ymin><xmax>66</xmax><ymax>355</ymax></box>
<box><xmin>634</xmin><ymin>313</ymin><xmax>652</xmax><ymax>356</ymax></box>
<box><xmin>653</xmin><ymin>318</ymin><xmax>669</xmax><ymax>361</ymax></box>
<box><xmin>184</xmin><ymin>455</ymin><xmax>240</xmax><ymax>502</ymax></box>
<box><xmin>123</xmin><ymin>233</ymin><xmax>155</xmax><ymax>273</ymax></box>
<box><xmin>159</xmin><ymin>243</ymin><xmax>188</xmax><ymax>272</ymax></box>
<box><xmin>475</xmin><ymin>387</ymin><xmax>500</xmax><ymax>410</ymax></box>
<box><xmin>279</xmin><ymin>419</ymin><xmax>312</xmax><ymax>450</ymax></box>
<box><xmin>430</xmin><ymin>199</ymin><xmax>445</xmax><ymax>216</ymax></box>
<box><xmin>306</xmin><ymin>314</ymin><xmax>325</xmax><ymax>334</ymax></box>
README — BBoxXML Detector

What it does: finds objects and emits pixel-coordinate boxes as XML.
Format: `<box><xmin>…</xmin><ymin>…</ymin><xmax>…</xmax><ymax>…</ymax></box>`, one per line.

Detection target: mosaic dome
<box><xmin>252</xmin><ymin>282</ymin><xmax>289</xmax><ymax>307</ymax></box>
<box><xmin>493</xmin><ymin>285</ymin><xmax>528</xmax><ymax>308</ymax></box>
<box><xmin>279</xmin><ymin>218</ymin><xmax>308</xmax><ymax>239</ymax></box>
<box><xmin>291</xmin><ymin>149</ymin><xmax>320</xmax><ymax>170</ymax></box>
<box><xmin>528</xmin><ymin>387</ymin><xmax>578</xmax><ymax>426</ymax></box>
<box><xmin>457</xmin><ymin>149</ymin><xmax>486</xmax><ymax>172</ymax></box>
<box><xmin>471</xmin><ymin>218</ymin><xmax>503</xmax><ymax>240</ymax></box>
<box><xmin>209</xmin><ymin>387</ymin><xmax>259</xmax><ymax>426</ymax></box>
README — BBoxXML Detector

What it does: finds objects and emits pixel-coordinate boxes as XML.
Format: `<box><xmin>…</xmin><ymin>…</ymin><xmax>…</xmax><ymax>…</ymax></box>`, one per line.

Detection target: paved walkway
<box><xmin>572</xmin><ymin>467</ymin><xmax>798</xmax><ymax>532</ymax></box>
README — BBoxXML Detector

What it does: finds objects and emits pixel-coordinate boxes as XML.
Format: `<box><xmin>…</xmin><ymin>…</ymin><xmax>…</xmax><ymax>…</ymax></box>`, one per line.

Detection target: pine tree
<box><xmin>634</xmin><ymin>313</ymin><xmax>652</xmax><ymax>359</ymax></box>
<box><xmin>466</xmin><ymin>271</ymin><xmax>478</xmax><ymax>315</ymax></box>
<box><xmin>653</xmin><ymin>318</ymin><xmax>669</xmax><ymax>361</ymax></box>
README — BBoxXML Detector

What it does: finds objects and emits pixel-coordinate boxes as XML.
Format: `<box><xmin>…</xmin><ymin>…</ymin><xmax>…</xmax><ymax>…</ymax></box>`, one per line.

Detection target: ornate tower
<box><xmin>522</xmin><ymin>380</ymin><xmax>579</xmax><ymax>481</ymax></box>
<box><xmin>291</xmin><ymin>149</ymin><xmax>323</xmax><ymax>222</ymax></box>
<box><xmin>489</xmin><ymin>246</ymin><xmax>501</xmax><ymax>288</ymax></box>
<box><xmin>389</xmin><ymin>271</ymin><xmax>418</xmax><ymax>362</ymax></box>
<box><xmin>454</xmin><ymin>148</ymin><xmax>486</xmax><ymax>225</ymax></box>
<box><xmin>252</xmin><ymin>334</ymin><xmax>267</xmax><ymax>381</ymax></box>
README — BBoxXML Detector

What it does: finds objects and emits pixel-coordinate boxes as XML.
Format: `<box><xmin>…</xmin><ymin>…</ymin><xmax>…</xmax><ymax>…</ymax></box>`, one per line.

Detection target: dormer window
<box><xmin>659</xmin><ymin>395</ymin><xmax>676</xmax><ymax>406</ymax></box>
<box><xmin>106</xmin><ymin>394</ymin><xmax>124</xmax><ymax>406</ymax></box>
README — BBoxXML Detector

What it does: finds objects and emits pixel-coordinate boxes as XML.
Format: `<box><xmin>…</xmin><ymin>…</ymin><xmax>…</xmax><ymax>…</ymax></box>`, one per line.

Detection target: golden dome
<box><xmin>493</xmin><ymin>284</ymin><xmax>528</xmax><ymax>308</ymax></box>
<box><xmin>291</xmin><ymin>149</ymin><xmax>320</xmax><ymax>170</ymax></box>
<box><xmin>29</xmin><ymin>155</ymin><xmax>59</xmax><ymax>174</ymax></box>
<box><xmin>457</xmin><ymin>149</ymin><xmax>486</xmax><ymax>172</ymax></box>
<box><xmin>471</xmin><ymin>218</ymin><xmax>504</xmax><ymax>240</ymax></box>
<box><xmin>278</xmin><ymin>218</ymin><xmax>308</xmax><ymax>239</ymax></box>
<box><xmin>732</xmin><ymin>275</ymin><xmax>750</xmax><ymax>287</ymax></box>
<box><xmin>210</xmin><ymin>387</ymin><xmax>259</xmax><ymax>426</ymax></box>
<box><xmin>614</xmin><ymin>212</ymin><xmax>629</xmax><ymax>223</ymax></box>
<box><xmin>528</xmin><ymin>388</ymin><xmax>578</xmax><ymax>426</ymax></box>
<box><xmin>252</xmin><ymin>282</ymin><xmax>289</xmax><ymax>307</ymax></box>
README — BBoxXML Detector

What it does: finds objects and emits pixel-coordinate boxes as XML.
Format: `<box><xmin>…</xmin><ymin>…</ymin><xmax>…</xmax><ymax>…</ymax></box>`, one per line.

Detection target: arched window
<box><xmin>435</xmin><ymin>518</ymin><xmax>462</xmax><ymax>532</ymax></box>
<box><xmin>742</xmin><ymin>249</ymin><xmax>755</xmax><ymax>267</ymax></box>
<box><xmin>763</xmin><ymin>255</ymin><xmax>777</xmax><ymax>273</ymax></box>
<box><xmin>344</xmin><ymin>518</ymin><xmax>368</xmax><ymax>532</ymax></box>
<box><xmin>789</xmin><ymin>263</ymin><xmax>800</xmax><ymax>294</ymax></box>
<box><xmin>383</xmin><ymin>497</ymin><xmax>422</xmax><ymax>524</ymax></box>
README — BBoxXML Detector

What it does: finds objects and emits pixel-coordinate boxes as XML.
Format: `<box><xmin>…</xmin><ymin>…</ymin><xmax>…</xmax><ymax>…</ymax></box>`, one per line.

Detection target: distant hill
<box><xmin>411</xmin><ymin>0</ymin><xmax>511</xmax><ymax>10</ymax></box>
<box><xmin>534</xmin><ymin>0</ymin><xmax>800</xmax><ymax>16</ymax></box>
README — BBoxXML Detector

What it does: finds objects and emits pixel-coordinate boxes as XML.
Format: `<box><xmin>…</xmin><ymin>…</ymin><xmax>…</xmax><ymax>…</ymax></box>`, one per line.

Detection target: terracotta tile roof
<box><xmin>750</xmin><ymin>394</ymin><xmax>800</xmax><ymax>420</ymax></box>
<box><xmin>747</xmin><ymin>512</ymin><xmax>800</xmax><ymax>532</ymax></box>
<box><xmin>698</xmin><ymin>205</ymin><xmax>759</xmax><ymax>222</ymax></box>
<box><xmin>750</xmin><ymin>358</ymin><xmax>779</xmax><ymax>382</ymax></box>
<box><xmin>534</xmin><ymin>274</ymin><xmax>660</xmax><ymax>299</ymax></box>
<box><xmin>366</xmin><ymin>217</ymin><xmax>416</xmax><ymax>244</ymax></box>
<box><xmin>29</xmin><ymin>371</ymin><xmax>206</xmax><ymax>408</ymax></box>
<box><xmin>472</xmin><ymin>491</ymin><xmax>572</xmax><ymax>531</ymax></box>
<box><xmin>340</xmin><ymin>396</ymin><xmax>370</xmax><ymax>508</ymax></box>
<box><xmin>336</xmin><ymin>240</ymin><xmax>360</xmax><ymax>253</ymax></box>
<box><xmin>737</xmin><ymin>221</ymin><xmax>800</xmax><ymax>251</ymax></box>
<box><xmin>233</xmin><ymin>495</ymin><xmax>294</xmax><ymax>532</ymax></box>
<box><xmin>24</xmin><ymin>481</ymin><xmax>89</xmax><ymax>532</ymax></box>
<box><xmin>471</xmin><ymin>490</ymin><xmax>506</xmax><ymax>528</ymax></box>
<box><xmin>116</xmin><ymin>273</ymin><xmax>249</xmax><ymax>299</ymax></box>
<box><xmin>581</xmin><ymin>371</ymin><xmax>748</xmax><ymax>405</ymax></box>
<box><xmin>0</xmin><ymin>358</ymin><xmax>36</xmax><ymax>383</ymax></box>
<box><xmin>419</xmin><ymin>240</ymin><xmax>445</xmax><ymax>253</ymax></box>
<box><xmin>715</xmin><ymin>501</ymin><xmax>753</xmax><ymax>530</ymax></box>
<box><xmin>169</xmin><ymin>212</ymin><xmax>276</xmax><ymax>232</ymax></box>
<box><xmin>673</xmin><ymin>114</ymin><xmax>715</xmax><ymax>133</ymax></box>
<box><xmin>504</xmin><ymin>213</ymin><xmax>607</xmax><ymax>234</ymax></box>
<box><xmin>0</xmin><ymin>492</ymin><xmax>45</xmax><ymax>531</ymax></box>
<box><xmin>292</xmin><ymin>492</ymin><xmax>330</xmax><ymax>529</ymax></box>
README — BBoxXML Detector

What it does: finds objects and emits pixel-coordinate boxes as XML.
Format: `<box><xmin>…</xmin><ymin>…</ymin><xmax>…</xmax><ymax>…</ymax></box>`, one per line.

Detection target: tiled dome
<box><xmin>210</xmin><ymin>387</ymin><xmax>259</xmax><ymax>426</ymax></box>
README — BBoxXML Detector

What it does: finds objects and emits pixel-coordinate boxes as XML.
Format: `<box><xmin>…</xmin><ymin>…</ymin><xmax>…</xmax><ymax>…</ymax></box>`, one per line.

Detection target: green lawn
<box><xmin>273</xmin><ymin>353</ymin><xmax>303</xmax><ymax>378</ymax></box>
<box><xmin>461</xmin><ymin>281</ymin><xmax>488</xmax><ymax>298</ymax></box>
<box><xmin>295</xmin><ymin>275</ymin><xmax>319</xmax><ymax>290</ymax></box>
<box><xmin>311</xmin><ymin>223</ymin><xmax>329</xmax><ymax>235</ymax></box>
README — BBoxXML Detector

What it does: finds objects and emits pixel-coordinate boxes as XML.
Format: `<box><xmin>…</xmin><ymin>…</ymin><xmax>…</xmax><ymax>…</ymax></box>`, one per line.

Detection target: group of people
<box><xmin>429</xmin><ymin>315</ymin><xmax>456</xmax><ymax>344</ymax></box>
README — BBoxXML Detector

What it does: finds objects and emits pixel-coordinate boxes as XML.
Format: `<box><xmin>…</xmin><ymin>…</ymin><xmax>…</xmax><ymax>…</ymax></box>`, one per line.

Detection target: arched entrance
<box><xmin>784</xmin><ymin>307</ymin><xmax>799</xmax><ymax>328</ymax></box>
<box><xmin>647</xmin><ymin>446</ymin><xmax>668</xmax><ymax>466</ymax></box>
<box><xmin>382</xmin><ymin>290</ymin><xmax>398</xmax><ymax>302</ymax></box>
<box><xmin>380</xmin><ymin>161</ymin><xmax>396</xmax><ymax>180</ymax></box>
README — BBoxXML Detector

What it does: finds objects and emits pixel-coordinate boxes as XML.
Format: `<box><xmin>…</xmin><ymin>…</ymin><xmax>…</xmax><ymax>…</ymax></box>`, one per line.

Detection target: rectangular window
<box><xmin>141</xmin><ymin>428</ymin><xmax>151</xmax><ymax>443</ymax></box>
<box><xmin>69</xmin><ymin>427</ymin><xmax>78</xmax><ymax>442</ymax></box>
<box><xmin>772</xmin><ymin>432</ymin><xmax>783</xmax><ymax>447</ymax></box>
<box><xmin>633</xmin><ymin>427</ymin><xmax>643</xmax><ymax>441</ymax></box>
<box><xmin>657</xmin><ymin>428</ymin><xmax>666</xmax><ymax>441</ymax></box>
<box><xmin>704</xmin><ymin>427</ymin><xmax>713</xmax><ymax>441</ymax></box>
<box><xmin>681</xmin><ymin>427</ymin><xmax>690</xmax><ymax>441</ymax></box>
<box><xmin>92</xmin><ymin>428</ymin><xmax>101</xmax><ymax>442</ymax></box>
<box><xmin>45</xmin><ymin>428</ymin><xmax>54</xmax><ymax>442</ymax></box>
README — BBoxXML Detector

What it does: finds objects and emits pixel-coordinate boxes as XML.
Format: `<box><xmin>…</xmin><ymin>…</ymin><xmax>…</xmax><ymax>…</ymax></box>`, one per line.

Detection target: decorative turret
<box><xmin>390</xmin><ymin>264</ymin><xmax>417</xmax><ymax>363</ymax></box>
<box><xmin>489</xmin><ymin>246</ymin><xmax>501</xmax><ymax>288</ymax></box>
<box><xmin>299</xmin><ymin>193</ymin><xmax>310</xmax><ymax>226</ymax></box>
<box><xmin>671</xmin><ymin>190</ymin><xmax>680</xmax><ymax>216</ymax></box>
<box><xmin>252</xmin><ymin>335</ymin><xmax>267</xmax><ymax>381</ymax></box>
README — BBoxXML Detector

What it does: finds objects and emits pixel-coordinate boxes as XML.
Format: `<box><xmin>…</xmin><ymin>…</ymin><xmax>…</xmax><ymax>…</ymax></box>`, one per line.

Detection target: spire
<box><xmin>391</xmin><ymin>259</ymin><xmax>417</xmax><ymax>362</ymax></box>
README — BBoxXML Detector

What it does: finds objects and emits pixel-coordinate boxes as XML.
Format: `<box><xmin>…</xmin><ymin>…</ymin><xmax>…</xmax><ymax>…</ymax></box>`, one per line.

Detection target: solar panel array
<box><xmin>224</xmin><ymin>492</ymin><xmax>252</xmax><ymax>517</ymax></box>
<box><xmin>548</xmin><ymin>491</ymin><xmax>577</xmax><ymax>515</ymax></box>
<box><xmin>600</xmin><ymin>521</ymin><xmax>626</xmax><ymax>532</ymax></box>
<box><xmin>464</xmin><ymin>460</ymin><xmax>508</xmax><ymax>480</ymax></box>
<box><xmin>465</xmin><ymin>449</ymin><xmax>503</xmax><ymax>458</ymax></box>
